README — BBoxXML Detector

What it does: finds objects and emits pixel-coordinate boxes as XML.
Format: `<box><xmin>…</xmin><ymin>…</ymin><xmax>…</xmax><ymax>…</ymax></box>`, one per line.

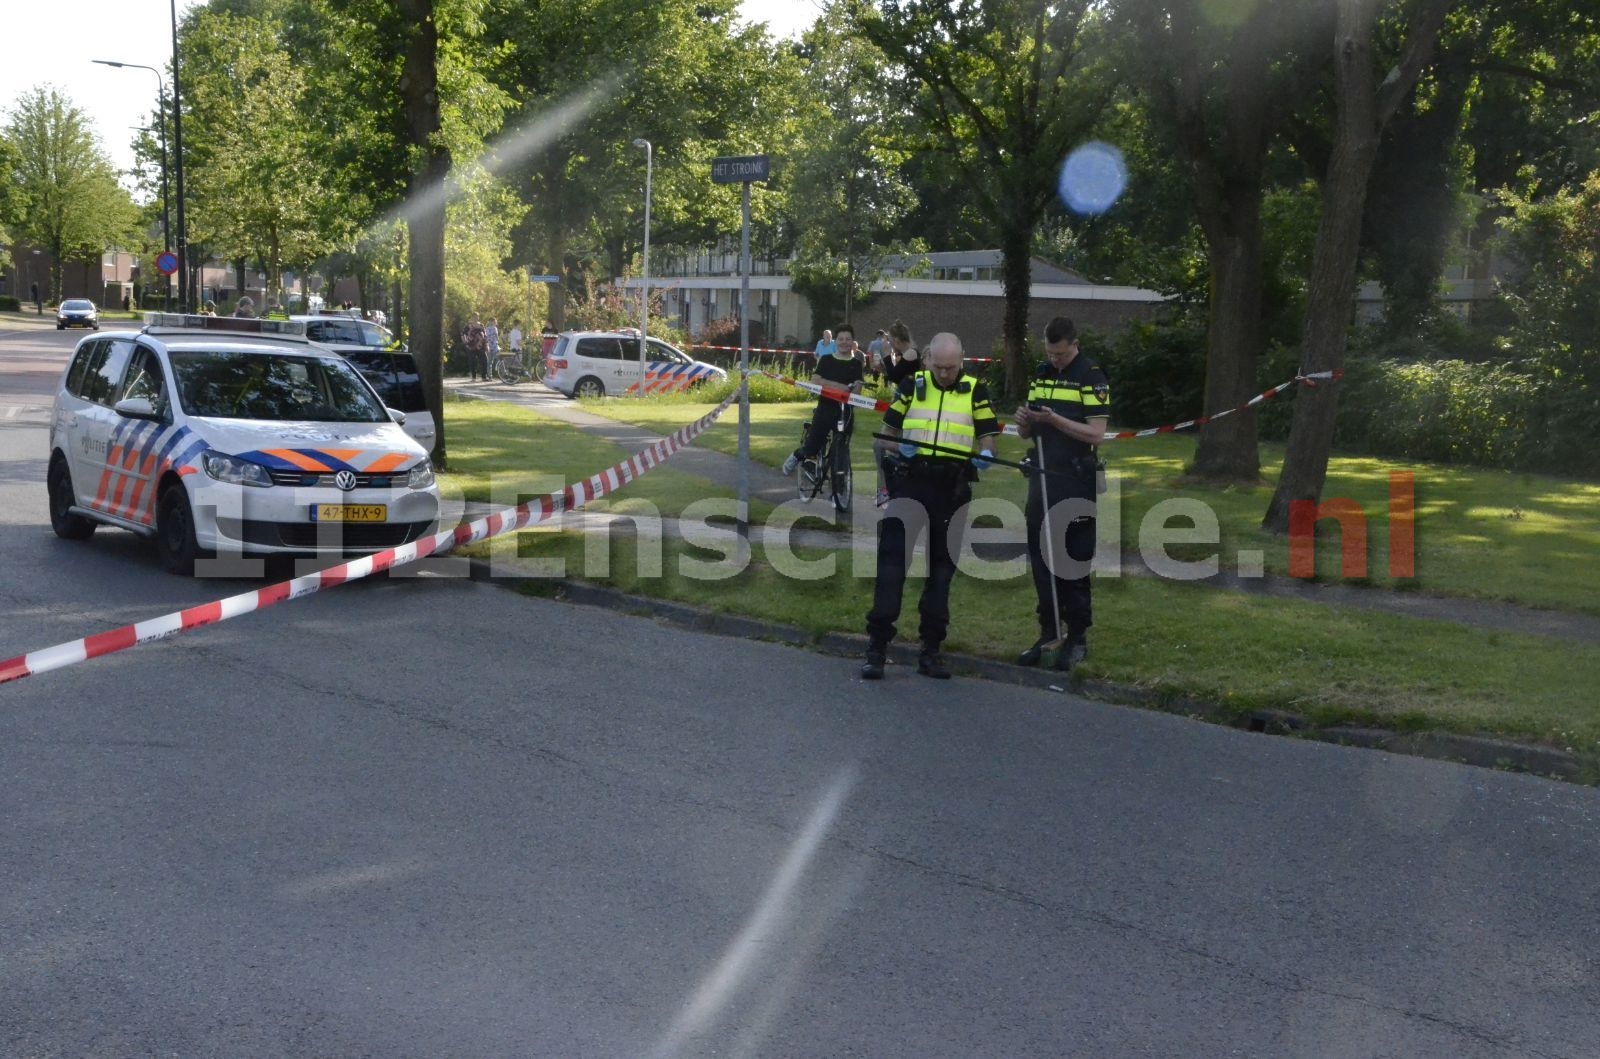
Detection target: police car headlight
<box><xmin>203</xmin><ymin>451</ymin><xmax>273</xmax><ymax>488</ymax></box>
<box><xmin>406</xmin><ymin>458</ymin><xmax>435</xmax><ymax>489</ymax></box>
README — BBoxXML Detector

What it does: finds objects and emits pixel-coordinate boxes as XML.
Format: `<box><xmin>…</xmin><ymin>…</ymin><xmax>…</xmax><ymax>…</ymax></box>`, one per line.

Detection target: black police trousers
<box><xmin>796</xmin><ymin>400</ymin><xmax>844</xmax><ymax>460</ymax></box>
<box><xmin>1025</xmin><ymin>478</ymin><xmax>1096</xmax><ymax>639</ymax></box>
<box><xmin>866</xmin><ymin>467</ymin><xmax>970</xmax><ymax>650</ymax></box>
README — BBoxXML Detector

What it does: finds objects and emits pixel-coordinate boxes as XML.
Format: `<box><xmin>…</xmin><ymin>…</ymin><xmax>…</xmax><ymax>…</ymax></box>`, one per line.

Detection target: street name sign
<box><xmin>711</xmin><ymin>155</ymin><xmax>770</xmax><ymax>184</ymax></box>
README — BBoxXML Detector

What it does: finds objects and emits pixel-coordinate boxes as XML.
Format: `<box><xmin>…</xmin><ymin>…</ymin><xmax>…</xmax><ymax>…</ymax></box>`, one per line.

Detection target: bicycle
<box><xmin>797</xmin><ymin>402</ymin><xmax>853</xmax><ymax>513</ymax></box>
<box><xmin>492</xmin><ymin>351</ymin><xmax>531</xmax><ymax>384</ymax></box>
<box><xmin>530</xmin><ymin>352</ymin><xmax>545</xmax><ymax>383</ymax></box>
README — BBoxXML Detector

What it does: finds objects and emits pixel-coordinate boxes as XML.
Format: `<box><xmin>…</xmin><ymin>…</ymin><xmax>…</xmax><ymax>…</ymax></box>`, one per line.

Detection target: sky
<box><xmin>1</xmin><ymin>0</ymin><xmax>818</xmax><ymax>197</ymax></box>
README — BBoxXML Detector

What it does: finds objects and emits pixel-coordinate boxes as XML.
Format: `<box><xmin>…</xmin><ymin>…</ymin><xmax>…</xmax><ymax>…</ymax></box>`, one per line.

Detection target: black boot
<box><xmin>1016</xmin><ymin>632</ymin><xmax>1053</xmax><ymax>667</ymax></box>
<box><xmin>861</xmin><ymin>646</ymin><xmax>886</xmax><ymax>680</ymax></box>
<box><xmin>917</xmin><ymin>646</ymin><xmax>951</xmax><ymax>680</ymax></box>
<box><xmin>1055</xmin><ymin>638</ymin><xmax>1088</xmax><ymax>671</ymax></box>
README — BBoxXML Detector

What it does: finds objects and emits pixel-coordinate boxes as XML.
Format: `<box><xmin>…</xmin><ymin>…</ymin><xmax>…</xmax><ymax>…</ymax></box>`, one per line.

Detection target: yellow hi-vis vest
<box><xmin>896</xmin><ymin>371</ymin><xmax>985</xmax><ymax>459</ymax></box>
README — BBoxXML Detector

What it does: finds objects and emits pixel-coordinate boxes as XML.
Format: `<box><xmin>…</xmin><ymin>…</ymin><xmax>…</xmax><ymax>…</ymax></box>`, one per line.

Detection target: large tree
<box><xmin>396</xmin><ymin>0</ymin><xmax>453</xmax><ymax>465</ymax></box>
<box><xmin>249</xmin><ymin>0</ymin><xmax>510</xmax><ymax>465</ymax></box>
<box><xmin>179</xmin><ymin>8</ymin><xmax>334</xmax><ymax>301</ymax></box>
<box><xmin>483</xmin><ymin>0</ymin><xmax>786</xmax><ymax>329</ymax></box>
<box><xmin>860</xmin><ymin>0</ymin><xmax>1113</xmax><ymax>400</ymax></box>
<box><xmin>5</xmin><ymin>87</ymin><xmax>137</xmax><ymax>302</ymax></box>
<box><xmin>1263</xmin><ymin>0</ymin><xmax>1458</xmax><ymax>533</ymax></box>
<box><xmin>1114</xmin><ymin>0</ymin><xmax>1329</xmax><ymax>481</ymax></box>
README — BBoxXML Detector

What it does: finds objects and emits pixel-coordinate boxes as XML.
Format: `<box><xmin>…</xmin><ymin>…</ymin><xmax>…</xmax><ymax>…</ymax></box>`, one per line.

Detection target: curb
<box><xmin>462</xmin><ymin>559</ymin><xmax>1593</xmax><ymax>786</ymax></box>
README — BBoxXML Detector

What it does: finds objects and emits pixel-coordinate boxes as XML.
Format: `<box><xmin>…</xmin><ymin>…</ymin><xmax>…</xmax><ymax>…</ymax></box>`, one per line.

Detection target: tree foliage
<box><xmin>785</xmin><ymin>5</ymin><xmax>919</xmax><ymax>333</ymax></box>
<box><xmin>0</xmin><ymin>136</ymin><xmax>29</xmax><ymax>254</ymax></box>
<box><xmin>4</xmin><ymin>87</ymin><xmax>137</xmax><ymax>302</ymax></box>
<box><xmin>482</xmin><ymin>0</ymin><xmax>793</xmax><ymax>326</ymax></box>
<box><xmin>179</xmin><ymin>7</ymin><xmax>335</xmax><ymax>298</ymax></box>
<box><xmin>861</xmin><ymin>0</ymin><xmax>1114</xmax><ymax>399</ymax></box>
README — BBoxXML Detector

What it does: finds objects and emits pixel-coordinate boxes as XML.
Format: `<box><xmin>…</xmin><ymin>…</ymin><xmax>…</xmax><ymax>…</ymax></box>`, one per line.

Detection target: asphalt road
<box><xmin>2</xmin><ymin>319</ymin><xmax>1598</xmax><ymax>1058</ymax></box>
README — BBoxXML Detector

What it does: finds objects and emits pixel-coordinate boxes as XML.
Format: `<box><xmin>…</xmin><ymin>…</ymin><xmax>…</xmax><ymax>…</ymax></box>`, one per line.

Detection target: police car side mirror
<box><xmin>113</xmin><ymin>397</ymin><xmax>161</xmax><ymax>421</ymax></box>
<box><xmin>387</xmin><ymin>407</ymin><xmax>408</xmax><ymax>426</ymax></box>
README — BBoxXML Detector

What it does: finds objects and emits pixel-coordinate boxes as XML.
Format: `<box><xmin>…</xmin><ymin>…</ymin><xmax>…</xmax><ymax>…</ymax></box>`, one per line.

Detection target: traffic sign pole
<box><xmin>738</xmin><ymin>179</ymin><xmax>752</xmax><ymax>543</ymax></box>
<box><xmin>712</xmin><ymin>154</ymin><xmax>769</xmax><ymax>547</ymax></box>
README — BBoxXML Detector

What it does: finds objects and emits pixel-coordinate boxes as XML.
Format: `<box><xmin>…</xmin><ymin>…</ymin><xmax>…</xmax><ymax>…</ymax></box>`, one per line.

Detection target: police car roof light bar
<box><xmin>142</xmin><ymin>312</ymin><xmax>308</xmax><ymax>338</ymax></box>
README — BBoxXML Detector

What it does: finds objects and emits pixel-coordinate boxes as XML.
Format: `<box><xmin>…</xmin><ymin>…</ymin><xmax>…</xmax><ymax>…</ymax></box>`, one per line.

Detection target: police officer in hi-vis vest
<box><xmin>1015</xmin><ymin>317</ymin><xmax>1110</xmax><ymax>671</ymax></box>
<box><xmin>863</xmin><ymin>333</ymin><xmax>1000</xmax><ymax>680</ymax></box>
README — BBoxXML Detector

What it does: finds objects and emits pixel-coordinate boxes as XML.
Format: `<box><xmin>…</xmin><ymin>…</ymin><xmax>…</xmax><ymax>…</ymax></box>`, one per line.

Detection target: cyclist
<box><xmin>783</xmin><ymin>323</ymin><xmax>866</xmax><ymax>477</ymax></box>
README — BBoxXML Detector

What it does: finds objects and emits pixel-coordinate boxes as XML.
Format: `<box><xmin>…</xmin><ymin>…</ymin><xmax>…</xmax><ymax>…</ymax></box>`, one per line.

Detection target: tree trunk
<box><xmin>999</xmin><ymin>221</ymin><xmax>1032</xmax><ymax>404</ymax></box>
<box><xmin>399</xmin><ymin>0</ymin><xmax>451</xmax><ymax>467</ymax></box>
<box><xmin>1189</xmin><ymin>186</ymin><xmax>1266</xmax><ymax>482</ymax></box>
<box><xmin>392</xmin><ymin>275</ymin><xmax>404</xmax><ymax>336</ymax></box>
<box><xmin>1263</xmin><ymin>0</ymin><xmax>1449</xmax><ymax>531</ymax></box>
<box><xmin>605</xmin><ymin>234</ymin><xmax>625</xmax><ymax>289</ymax></box>
<box><xmin>1368</xmin><ymin>51</ymin><xmax>1471</xmax><ymax>331</ymax></box>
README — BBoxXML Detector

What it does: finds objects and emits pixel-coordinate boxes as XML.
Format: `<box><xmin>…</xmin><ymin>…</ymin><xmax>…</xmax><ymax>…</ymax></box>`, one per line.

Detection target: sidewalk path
<box><xmin>448</xmin><ymin>378</ymin><xmax>1600</xmax><ymax>646</ymax></box>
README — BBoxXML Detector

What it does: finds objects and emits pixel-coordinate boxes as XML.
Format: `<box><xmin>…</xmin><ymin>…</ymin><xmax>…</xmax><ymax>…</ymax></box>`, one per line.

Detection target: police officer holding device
<box><xmin>1015</xmin><ymin>317</ymin><xmax>1110</xmax><ymax>671</ymax></box>
<box><xmin>863</xmin><ymin>332</ymin><xmax>1000</xmax><ymax>681</ymax></box>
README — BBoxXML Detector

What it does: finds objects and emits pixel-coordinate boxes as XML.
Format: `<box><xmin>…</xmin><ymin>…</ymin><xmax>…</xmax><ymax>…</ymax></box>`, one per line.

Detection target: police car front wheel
<box><xmin>156</xmin><ymin>487</ymin><xmax>204</xmax><ymax>575</ymax></box>
<box><xmin>47</xmin><ymin>457</ymin><xmax>96</xmax><ymax>541</ymax></box>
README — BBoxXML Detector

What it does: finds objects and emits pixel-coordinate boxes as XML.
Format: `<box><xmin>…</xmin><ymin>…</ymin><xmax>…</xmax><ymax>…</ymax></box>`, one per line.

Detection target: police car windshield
<box><xmin>168</xmin><ymin>349</ymin><xmax>388</xmax><ymax>423</ymax></box>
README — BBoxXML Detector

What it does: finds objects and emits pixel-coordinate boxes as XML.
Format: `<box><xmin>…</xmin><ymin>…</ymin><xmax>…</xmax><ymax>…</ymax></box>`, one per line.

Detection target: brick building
<box><xmin>618</xmin><ymin>249</ymin><xmax>1171</xmax><ymax>355</ymax></box>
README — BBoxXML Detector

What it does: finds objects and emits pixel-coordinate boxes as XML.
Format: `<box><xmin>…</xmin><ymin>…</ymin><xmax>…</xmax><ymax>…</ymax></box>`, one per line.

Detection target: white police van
<box><xmin>48</xmin><ymin>313</ymin><xmax>440</xmax><ymax>574</ymax></box>
<box><xmin>543</xmin><ymin>329</ymin><xmax>727</xmax><ymax>398</ymax></box>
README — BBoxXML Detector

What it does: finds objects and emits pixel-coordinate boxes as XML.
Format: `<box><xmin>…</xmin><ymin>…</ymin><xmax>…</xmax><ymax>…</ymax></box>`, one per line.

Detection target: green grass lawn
<box><xmin>574</xmin><ymin>395</ymin><xmax>1600</xmax><ymax>615</ymax></box>
<box><xmin>437</xmin><ymin>398</ymin><xmax>774</xmax><ymax>521</ymax></box>
<box><xmin>435</xmin><ymin>398</ymin><xmax>1600</xmax><ymax>754</ymax></box>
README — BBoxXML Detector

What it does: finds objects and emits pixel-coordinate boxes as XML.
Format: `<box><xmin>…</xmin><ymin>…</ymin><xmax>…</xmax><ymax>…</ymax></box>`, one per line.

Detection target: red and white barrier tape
<box><xmin>749</xmin><ymin>370</ymin><xmax>894</xmax><ymax>414</ymax></box>
<box><xmin>748</xmin><ymin>369</ymin><xmax>1341</xmax><ymax>441</ymax></box>
<box><xmin>694</xmin><ymin>343</ymin><xmax>1000</xmax><ymax>365</ymax></box>
<box><xmin>0</xmin><ymin>394</ymin><xmax>737</xmax><ymax>686</ymax></box>
<box><xmin>1100</xmin><ymin>370</ymin><xmax>1341</xmax><ymax>440</ymax></box>
<box><xmin>690</xmin><ymin>342</ymin><xmax>813</xmax><ymax>357</ymax></box>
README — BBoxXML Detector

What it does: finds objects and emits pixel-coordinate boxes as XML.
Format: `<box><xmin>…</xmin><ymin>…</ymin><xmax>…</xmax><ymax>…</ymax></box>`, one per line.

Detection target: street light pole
<box><xmin>170</xmin><ymin>0</ymin><xmax>189</xmax><ymax>313</ymax></box>
<box><xmin>632</xmin><ymin>138</ymin><xmax>652</xmax><ymax>396</ymax></box>
<box><xmin>93</xmin><ymin>60</ymin><xmax>171</xmax><ymax>309</ymax></box>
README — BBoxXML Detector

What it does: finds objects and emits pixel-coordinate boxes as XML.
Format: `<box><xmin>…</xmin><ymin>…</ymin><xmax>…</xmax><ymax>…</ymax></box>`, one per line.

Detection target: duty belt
<box><xmin>907</xmin><ymin>457</ymin><xmax>969</xmax><ymax>482</ymax></box>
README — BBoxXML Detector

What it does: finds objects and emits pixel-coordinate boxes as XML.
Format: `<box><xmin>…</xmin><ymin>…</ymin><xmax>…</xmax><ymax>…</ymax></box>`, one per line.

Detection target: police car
<box><xmin>543</xmin><ymin>330</ymin><xmax>726</xmax><ymax>398</ymax></box>
<box><xmin>47</xmin><ymin>313</ymin><xmax>440</xmax><ymax>574</ymax></box>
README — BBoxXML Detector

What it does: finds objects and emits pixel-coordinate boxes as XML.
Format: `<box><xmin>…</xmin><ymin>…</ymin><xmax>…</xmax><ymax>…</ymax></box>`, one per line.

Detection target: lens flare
<box><xmin>1058</xmin><ymin>141</ymin><xmax>1128</xmax><ymax>217</ymax></box>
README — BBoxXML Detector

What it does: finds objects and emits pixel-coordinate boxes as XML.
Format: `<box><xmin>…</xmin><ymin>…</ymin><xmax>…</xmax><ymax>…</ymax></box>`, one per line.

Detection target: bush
<box><xmin>0</xmin><ymin>295</ymin><xmax>19</xmax><ymax>312</ymax></box>
<box><xmin>1096</xmin><ymin>315</ymin><xmax>1206</xmax><ymax>429</ymax></box>
<box><xmin>1333</xmin><ymin>356</ymin><xmax>1546</xmax><ymax>470</ymax></box>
